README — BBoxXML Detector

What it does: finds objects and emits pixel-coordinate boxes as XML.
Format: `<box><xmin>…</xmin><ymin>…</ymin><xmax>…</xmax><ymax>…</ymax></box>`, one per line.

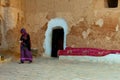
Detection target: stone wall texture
<box><xmin>1</xmin><ymin>0</ymin><xmax>120</xmax><ymax>55</ymax></box>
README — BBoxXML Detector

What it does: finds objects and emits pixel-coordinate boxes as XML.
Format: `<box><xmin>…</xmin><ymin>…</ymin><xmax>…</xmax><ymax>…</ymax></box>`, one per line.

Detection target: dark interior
<box><xmin>108</xmin><ymin>0</ymin><xmax>118</xmax><ymax>8</ymax></box>
<box><xmin>51</xmin><ymin>28</ymin><xmax>64</xmax><ymax>57</ymax></box>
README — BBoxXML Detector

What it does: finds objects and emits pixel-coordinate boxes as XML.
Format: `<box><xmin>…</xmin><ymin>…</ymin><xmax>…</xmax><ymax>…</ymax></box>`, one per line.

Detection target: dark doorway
<box><xmin>51</xmin><ymin>28</ymin><xmax>64</xmax><ymax>57</ymax></box>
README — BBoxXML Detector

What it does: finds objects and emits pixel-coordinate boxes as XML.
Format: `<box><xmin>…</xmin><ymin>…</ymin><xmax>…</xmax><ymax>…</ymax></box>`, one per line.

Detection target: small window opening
<box><xmin>106</xmin><ymin>0</ymin><xmax>118</xmax><ymax>8</ymax></box>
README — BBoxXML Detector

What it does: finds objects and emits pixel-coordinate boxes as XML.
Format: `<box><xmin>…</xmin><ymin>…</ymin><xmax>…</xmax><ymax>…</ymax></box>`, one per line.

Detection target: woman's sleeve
<box><xmin>27</xmin><ymin>34</ymin><xmax>31</xmax><ymax>51</ymax></box>
<box><xmin>20</xmin><ymin>35</ymin><xmax>23</xmax><ymax>41</ymax></box>
<box><xmin>27</xmin><ymin>34</ymin><xmax>30</xmax><ymax>41</ymax></box>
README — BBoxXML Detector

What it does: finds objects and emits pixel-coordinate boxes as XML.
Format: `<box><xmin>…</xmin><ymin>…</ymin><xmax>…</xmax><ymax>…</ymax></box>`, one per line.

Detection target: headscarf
<box><xmin>20</xmin><ymin>28</ymin><xmax>27</xmax><ymax>35</ymax></box>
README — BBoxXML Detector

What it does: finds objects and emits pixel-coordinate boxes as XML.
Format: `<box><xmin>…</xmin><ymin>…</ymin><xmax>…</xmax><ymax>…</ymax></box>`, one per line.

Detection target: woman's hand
<box><xmin>19</xmin><ymin>41</ymin><xmax>22</xmax><ymax>43</ymax></box>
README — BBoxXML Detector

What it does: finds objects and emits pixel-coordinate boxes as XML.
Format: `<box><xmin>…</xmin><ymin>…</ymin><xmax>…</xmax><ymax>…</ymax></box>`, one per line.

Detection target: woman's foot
<box><xmin>29</xmin><ymin>61</ymin><xmax>32</xmax><ymax>63</ymax></box>
<box><xmin>19</xmin><ymin>60</ymin><xmax>24</xmax><ymax>64</ymax></box>
<box><xmin>19</xmin><ymin>62</ymin><xmax>24</xmax><ymax>64</ymax></box>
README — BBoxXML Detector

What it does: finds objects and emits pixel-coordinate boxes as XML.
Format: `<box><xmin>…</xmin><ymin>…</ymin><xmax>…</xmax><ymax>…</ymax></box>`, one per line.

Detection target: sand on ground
<box><xmin>0</xmin><ymin>56</ymin><xmax>120</xmax><ymax>80</ymax></box>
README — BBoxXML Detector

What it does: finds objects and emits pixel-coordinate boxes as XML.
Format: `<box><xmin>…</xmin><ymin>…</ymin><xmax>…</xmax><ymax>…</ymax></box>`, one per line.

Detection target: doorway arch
<box><xmin>44</xmin><ymin>18</ymin><xmax>68</xmax><ymax>57</ymax></box>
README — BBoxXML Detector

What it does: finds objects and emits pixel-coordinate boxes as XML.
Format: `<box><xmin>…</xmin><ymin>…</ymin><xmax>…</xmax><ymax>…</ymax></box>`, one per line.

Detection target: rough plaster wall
<box><xmin>1</xmin><ymin>0</ymin><xmax>120</xmax><ymax>54</ymax></box>
<box><xmin>23</xmin><ymin>0</ymin><xmax>96</xmax><ymax>55</ymax></box>
<box><xmin>0</xmin><ymin>0</ymin><xmax>24</xmax><ymax>52</ymax></box>
<box><xmin>0</xmin><ymin>20</ymin><xmax>1</xmax><ymax>45</ymax></box>
<box><xmin>24</xmin><ymin>0</ymin><xmax>120</xmax><ymax>54</ymax></box>
<box><xmin>91</xmin><ymin>0</ymin><xmax>120</xmax><ymax>50</ymax></box>
<box><xmin>0</xmin><ymin>2</ymin><xmax>1</xmax><ymax>45</ymax></box>
<box><xmin>67</xmin><ymin>0</ymin><xmax>120</xmax><ymax>50</ymax></box>
<box><xmin>23</xmin><ymin>0</ymin><xmax>70</xmax><ymax>55</ymax></box>
<box><xmin>0</xmin><ymin>0</ymin><xmax>1</xmax><ymax>45</ymax></box>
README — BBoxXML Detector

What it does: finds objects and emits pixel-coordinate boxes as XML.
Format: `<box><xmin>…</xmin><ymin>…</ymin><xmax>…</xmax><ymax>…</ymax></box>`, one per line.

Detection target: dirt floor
<box><xmin>0</xmin><ymin>51</ymin><xmax>120</xmax><ymax>80</ymax></box>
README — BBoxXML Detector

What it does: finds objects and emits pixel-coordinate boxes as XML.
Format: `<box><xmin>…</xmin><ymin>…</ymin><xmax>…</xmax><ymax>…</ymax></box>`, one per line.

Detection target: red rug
<box><xmin>58</xmin><ymin>47</ymin><xmax>120</xmax><ymax>57</ymax></box>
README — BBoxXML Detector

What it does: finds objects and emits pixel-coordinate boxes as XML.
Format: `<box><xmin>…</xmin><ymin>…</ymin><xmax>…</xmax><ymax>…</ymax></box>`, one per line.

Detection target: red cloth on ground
<box><xmin>58</xmin><ymin>47</ymin><xmax>120</xmax><ymax>57</ymax></box>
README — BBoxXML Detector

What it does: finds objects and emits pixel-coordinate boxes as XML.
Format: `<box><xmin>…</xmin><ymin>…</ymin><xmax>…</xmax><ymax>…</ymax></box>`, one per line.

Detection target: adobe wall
<box><xmin>0</xmin><ymin>19</ymin><xmax>1</xmax><ymax>46</ymax></box>
<box><xmin>0</xmin><ymin>0</ymin><xmax>2</xmax><ymax>46</ymax></box>
<box><xmin>23</xmin><ymin>0</ymin><xmax>120</xmax><ymax>55</ymax></box>
<box><xmin>1</xmin><ymin>0</ymin><xmax>120</xmax><ymax>55</ymax></box>
<box><xmin>0</xmin><ymin>0</ymin><xmax>24</xmax><ymax>52</ymax></box>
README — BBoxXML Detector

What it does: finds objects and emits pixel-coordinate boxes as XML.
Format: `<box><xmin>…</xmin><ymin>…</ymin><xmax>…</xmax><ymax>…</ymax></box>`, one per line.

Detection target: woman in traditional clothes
<box><xmin>19</xmin><ymin>28</ymin><xmax>32</xmax><ymax>63</ymax></box>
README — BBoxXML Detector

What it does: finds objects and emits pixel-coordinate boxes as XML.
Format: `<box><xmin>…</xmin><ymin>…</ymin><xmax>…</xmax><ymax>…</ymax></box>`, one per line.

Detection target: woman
<box><xmin>19</xmin><ymin>28</ymin><xmax>32</xmax><ymax>63</ymax></box>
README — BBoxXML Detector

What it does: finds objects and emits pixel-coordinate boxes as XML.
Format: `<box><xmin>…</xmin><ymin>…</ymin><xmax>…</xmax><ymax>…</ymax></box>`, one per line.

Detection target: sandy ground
<box><xmin>0</xmin><ymin>56</ymin><xmax>120</xmax><ymax>80</ymax></box>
